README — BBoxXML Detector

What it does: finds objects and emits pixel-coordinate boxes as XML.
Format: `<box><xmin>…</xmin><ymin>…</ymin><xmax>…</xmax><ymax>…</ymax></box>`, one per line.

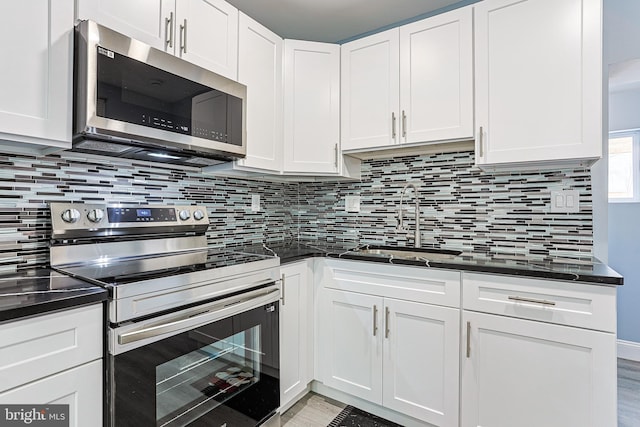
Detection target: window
<box><xmin>609</xmin><ymin>130</ymin><xmax>640</xmax><ymax>202</ymax></box>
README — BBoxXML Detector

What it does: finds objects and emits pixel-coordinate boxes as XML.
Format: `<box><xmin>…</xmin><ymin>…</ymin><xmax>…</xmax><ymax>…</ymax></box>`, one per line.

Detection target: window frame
<box><xmin>608</xmin><ymin>129</ymin><xmax>640</xmax><ymax>203</ymax></box>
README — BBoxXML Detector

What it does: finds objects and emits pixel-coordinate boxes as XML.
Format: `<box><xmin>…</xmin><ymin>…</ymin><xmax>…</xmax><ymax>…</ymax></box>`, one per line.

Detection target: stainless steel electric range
<box><xmin>49</xmin><ymin>202</ymin><xmax>281</xmax><ymax>427</ymax></box>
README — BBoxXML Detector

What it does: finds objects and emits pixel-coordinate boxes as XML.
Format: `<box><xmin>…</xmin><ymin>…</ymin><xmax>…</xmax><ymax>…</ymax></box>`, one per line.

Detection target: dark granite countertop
<box><xmin>0</xmin><ymin>268</ymin><xmax>108</xmax><ymax>323</ymax></box>
<box><xmin>244</xmin><ymin>241</ymin><xmax>623</xmax><ymax>286</ymax></box>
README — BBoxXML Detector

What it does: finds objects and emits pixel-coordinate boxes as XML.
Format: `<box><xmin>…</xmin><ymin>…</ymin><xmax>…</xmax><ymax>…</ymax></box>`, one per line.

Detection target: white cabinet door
<box><xmin>0</xmin><ymin>0</ymin><xmax>73</xmax><ymax>150</ymax></box>
<box><xmin>341</xmin><ymin>28</ymin><xmax>400</xmax><ymax>151</ymax></box>
<box><xmin>322</xmin><ymin>289</ymin><xmax>383</xmax><ymax>404</ymax></box>
<box><xmin>284</xmin><ymin>40</ymin><xmax>340</xmax><ymax>174</ymax></box>
<box><xmin>77</xmin><ymin>0</ymin><xmax>173</xmax><ymax>51</ymax></box>
<box><xmin>461</xmin><ymin>311</ymin><xmax>617</xmax><ymax>427</ymax></box>
<box><xmin>383</xmin><ymin>298</ymin><xmax>460</xmax><ymax>426</ymax></box>
<box><xmin>0</xmin><ymin>360</ymin><xmax>103</xmax><ymax>427</ymax></box>
<box><xmin>399</xmin><ymin>6</ymin><xmax>473</xmax><ymax>144</ymax></box>
<box><xmin>474</xmin><ymin>0</ymin><xmax>602</xmax><ymax>166</ymax></box>
<box><xmin>175</xmin><ymin>0</ymin><xmax>238</xmax><ymax>79</ymax></box>
<box><xmin>78</xmin><ymin>0</ymin><xmax>238</xmax><ymax>79</ymax></box>
<box><xmin>280</xmin><ymin>262</ymin><xmax>312</xmax><ymax>411</ymax></box>
<box><xmin>236</xmin><ymin>13</ymin><xmax>283</xmax><ymax>172</ymax></box>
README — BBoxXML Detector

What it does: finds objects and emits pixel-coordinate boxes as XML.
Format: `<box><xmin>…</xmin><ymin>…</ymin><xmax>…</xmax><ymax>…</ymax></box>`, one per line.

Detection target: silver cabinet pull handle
<box><xmin>478</xmin><ymin>126</ymin><xmax>484</xmax><ymax>158</ymax></box>
<box><xmin>334</xmin><ymin>143</ymin><xmax>339</xmax><ymax>168</ymax></box>
<box><xmin>180</xmin><ymin>19</ymin><xmax>188</xmax><ymax>54</ymax></box>
<box><xmin>391</xmin><ymin>112</ymin><xmax>396</xmax><ymax>140</ymax></box>
<box><xmin>402</xmin><ymin>110</ymin><xmax>407</xmax><ymax>139</ymax></box>
<box><xmin>466</xmin><ymin>321</ymin><xmax>471</xmax><ymax>358</ymax></box>
<box><xmin>165</xmin><ymin>12</ymin><xmax>174</xmax><ymax>48</ymax></box>
<box><xmin>280</xmin><ymin>273</ymin><xmax>285</xmax><ymax>306</ymax></box>
<box><xmin>384</xmin><ymin>306</ymin><xmax>390</xmax><ymax>339</ymax></box>
<box><xmin>508</xmin><ymin>295</ymin><xmax>556</xmax><ymax>306</ymax></box>
<box><xmin>373</xmin><ymin>305</ymin><xmax>378</xmax><ymax>336</ymax></box>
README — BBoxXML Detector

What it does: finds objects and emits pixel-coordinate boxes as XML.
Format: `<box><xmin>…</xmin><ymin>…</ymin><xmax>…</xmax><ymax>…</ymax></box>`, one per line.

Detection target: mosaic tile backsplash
<box><xmin>1</xmin><ymin>148</ymin><xmax>592</xmax><ymax>272</ymax></box>
<box><xmin>298</xmin><ymin>151</ymin><xmax>593</xmax><ymax>261</ymax></box>
<box><xmin>0</xmin><ymin>151</ymin><xmax>296</xmax><ymax>273</ymax></box>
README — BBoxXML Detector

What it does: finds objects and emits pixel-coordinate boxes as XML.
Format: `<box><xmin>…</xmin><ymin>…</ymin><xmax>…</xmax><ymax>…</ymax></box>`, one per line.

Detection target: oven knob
<box><xmin>61</xmin><ymin>209</ymin><xmax>81</xmax><ymax>224</ymax></box>
<box><xmin>179</xmin><ymin>209</ymin><xmax>191</xmax><ymax>221</ymax></box>
<box><xmin>87</xmin><ymin>209</ymin><xmax>104</xmax><ymax>223</ymax></box>
<box><xmin>193</xmin><ymin>209</ymin><xmax>205</xmax><ymax>221</ymax></box>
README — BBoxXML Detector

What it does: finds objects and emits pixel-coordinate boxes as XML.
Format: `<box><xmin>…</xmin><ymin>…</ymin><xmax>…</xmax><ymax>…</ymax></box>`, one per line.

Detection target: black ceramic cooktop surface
<box><xmin>53</xmin><ymin>248</ymin><xmax>276</xmax><ymax>286</ymax></box>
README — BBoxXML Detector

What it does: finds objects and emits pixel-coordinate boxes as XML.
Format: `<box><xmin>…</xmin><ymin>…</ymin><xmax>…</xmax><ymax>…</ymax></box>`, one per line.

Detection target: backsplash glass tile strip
<box><xmin>297</xmin><ymin>150</ymin><xmax>593</xmax><ymax>261</ymax></box>
<box><xmin>0</xmin><ymin>151</ymin><xmax>296</xmax><ymax>273</ymax></box>
<box><xmin>1</xmin><ymin>148</ymin><xmax>593</xmax><ymax>272</ymax></box>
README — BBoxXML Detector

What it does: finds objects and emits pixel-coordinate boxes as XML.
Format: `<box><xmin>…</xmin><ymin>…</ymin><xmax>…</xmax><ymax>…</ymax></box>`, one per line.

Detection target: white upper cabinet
<box><xmin>236</xmin><ymin>13</ymin><xmax>283</xmax><ymax>172</ymax></box>
<box><xmin>341</xmin><ymin>28</ymin><xmax>400</xmax><ymax>151</ymax></box>
<box><xmin>340</xmin><ymin>7</ymin><xmax>473</xmax><ymax>152</ymax></box>
<box><xmin>284</xmin><ymin>40</ymin><xmax>341</xmax><ymax>174</ymax></box>
<box><xmin>77</xmin><ymin>0</ymin><xmax>238</xmax><ymax>79</ymax></box>
<box><xmin>399</xmin><ymin>6</ymin><xmax>474</xmax><ymax>144</ymax></box>
<box><xmin>76</xmin><ymin>0</ymin><xmax>173</xmax><ymax>51</ymax></box>
<box><xmin>474</xmin><ymin>0</ymin><xmax>602</xmax><ymax>167</ymax></box>
<box><xmin>0</xmin><ymin>0</ymin><xmax>74</xmax><ymax>152</ymax></box>
<box><xmin>174</xmin><ymin>0</ymin><xmax>238</xmax><ymax>79</ymax></box>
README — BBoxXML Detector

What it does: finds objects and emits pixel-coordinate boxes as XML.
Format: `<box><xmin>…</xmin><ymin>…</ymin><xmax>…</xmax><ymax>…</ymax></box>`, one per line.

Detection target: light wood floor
<box><xmin>282</xmin><ymin>393</ymin><xmax>345</xmax><ymax>427</ymax></box>
<box><xmin>283</xmin><ymin>358</ymin><xmax>640</xmax><ymax>427</ymax></box>
<box><xmin>619</xmin><ymin>358</ymin><xmax>640</xmax><ymax>427</ymax></box>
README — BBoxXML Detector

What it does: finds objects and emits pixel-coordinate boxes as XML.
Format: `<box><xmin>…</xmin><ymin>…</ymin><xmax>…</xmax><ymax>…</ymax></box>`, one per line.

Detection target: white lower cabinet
<box><xmin>0</xmin><ymin>360</ymin><xmax>103</xmax><ymax>427</ymax></box>
<box><xmin>461</xmin><ymin>272</ymin><xmax>617</xmax><ymax>427</ymax></box>
<box><xmin>461</xmin><ymin>311</ymin><xmax>616</xmax><ymax>427</ymax></box>
<box><xmin>0</xmin><ymin>304</ymin><xmax>104</xmax><ymax>426</ymax></box>
<box><xmin>383</xmin><ymin>298</ymin><xmax>460</xmax><ymax>425</ymax></box>
<box><xmin>318</xmin><ymin>260</ymin><xmax>461</xmax><ymax>426</ymax></box>
<box><xmin>280</xmin><ymin>261</ymin><xmax>313</xmax><ymax>411</ymax></box>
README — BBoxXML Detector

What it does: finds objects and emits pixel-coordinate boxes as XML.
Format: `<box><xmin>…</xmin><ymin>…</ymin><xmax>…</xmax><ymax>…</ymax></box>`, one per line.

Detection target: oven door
<box><xmin>108</xmin><ymin>285</ymin><xmax>280</xmax><ymax>427</ymax></box>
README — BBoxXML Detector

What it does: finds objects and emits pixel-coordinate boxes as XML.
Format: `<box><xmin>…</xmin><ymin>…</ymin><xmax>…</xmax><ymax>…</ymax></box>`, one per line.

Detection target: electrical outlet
<box><xmin>251</xmin><ymin>194</ymin><xmax>260</xmax><ymax>212</ymax></box>
<box><xmin>550</xmin><ymin>190</ymin><xmax>579</xmax><ymax>213</ymax></box>
<box><xmin>345</xmin><ymin>196</ymin><xmax>360</xmax><ymax>213</ymax></box>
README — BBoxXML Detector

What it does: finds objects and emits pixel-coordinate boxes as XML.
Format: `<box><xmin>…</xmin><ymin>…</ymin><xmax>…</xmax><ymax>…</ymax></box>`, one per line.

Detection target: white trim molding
<box><xmin>618</xmin><ymin>339</ymin><xmax>640</xmax><ymax>362</ymax></box>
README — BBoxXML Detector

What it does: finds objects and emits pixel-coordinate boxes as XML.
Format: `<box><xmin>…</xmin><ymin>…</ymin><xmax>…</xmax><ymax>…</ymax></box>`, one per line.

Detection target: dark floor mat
<box><xmin>327</xmin><ymin>405</ymin><xmax>403</xmax><ymax>427</ymax></box>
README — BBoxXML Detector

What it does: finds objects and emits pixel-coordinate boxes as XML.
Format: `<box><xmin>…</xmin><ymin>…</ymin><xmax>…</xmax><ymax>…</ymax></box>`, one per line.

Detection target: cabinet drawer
<box><xmin>462</xmin><ymin>273</ymin><xmax>616</xmax><ymax>332</ymax></box>
<box><xmin>320</xmin><ymin>259</ymin><xmax>460</xmax><ymax>308</ymax></box>
<box><xmin>0</xmin><ymin>304</ymin><xmax>103</xmax><ymax>393</ymax></box>
<box><xmin>0</xmin><ymin>360</ymin><xmax>103</xmax><ymax>427</ymax></box>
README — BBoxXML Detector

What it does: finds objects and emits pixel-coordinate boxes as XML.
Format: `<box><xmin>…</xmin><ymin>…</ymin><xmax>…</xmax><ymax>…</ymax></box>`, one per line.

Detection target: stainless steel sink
<box><xmin>353</xmin><ymin>246</ymin><xmax>462</xmax><ymax>261</ymax></box>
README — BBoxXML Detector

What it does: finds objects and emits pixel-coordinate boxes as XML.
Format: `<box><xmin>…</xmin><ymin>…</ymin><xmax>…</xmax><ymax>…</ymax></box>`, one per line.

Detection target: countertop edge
<box><xmin>275</xmin><ymin>246</ymin><xmax>624</xmax><ymax>286</ymax></box>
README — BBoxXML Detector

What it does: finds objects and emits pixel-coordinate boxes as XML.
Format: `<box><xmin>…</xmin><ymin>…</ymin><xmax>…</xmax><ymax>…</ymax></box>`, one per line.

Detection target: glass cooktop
<box><xmin>53</xmin><ymin>248</ymin><xmax>276</xmax><ymax>287</ymax></box>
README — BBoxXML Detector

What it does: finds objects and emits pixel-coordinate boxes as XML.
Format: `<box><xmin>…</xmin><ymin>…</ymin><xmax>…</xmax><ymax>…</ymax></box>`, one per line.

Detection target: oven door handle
<box><xmin>117</xmin><ymin>284</ymin><xmax>279</xmax><ymax>346</ymax></box>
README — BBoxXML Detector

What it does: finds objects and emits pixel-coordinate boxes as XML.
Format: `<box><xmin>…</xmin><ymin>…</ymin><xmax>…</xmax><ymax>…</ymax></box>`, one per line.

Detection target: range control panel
<box><xmin>50</xmin><ymin>202</ymin><xmax>209</xmax><ymax>239</ymax></box>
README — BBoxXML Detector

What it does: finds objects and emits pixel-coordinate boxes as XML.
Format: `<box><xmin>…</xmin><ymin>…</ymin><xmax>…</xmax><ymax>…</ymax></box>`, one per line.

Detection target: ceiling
<box><xmin>225</xmin><ymin>0</ymin><xmax>469</xmax><ymax>43</ymax></box>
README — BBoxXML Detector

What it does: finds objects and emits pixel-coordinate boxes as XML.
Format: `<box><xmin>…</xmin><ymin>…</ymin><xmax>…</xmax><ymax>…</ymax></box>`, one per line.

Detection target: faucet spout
<box><xmin>398</xmin><ymin>183</ymin><xmax>421</xmax><ymax>248</ymax></box>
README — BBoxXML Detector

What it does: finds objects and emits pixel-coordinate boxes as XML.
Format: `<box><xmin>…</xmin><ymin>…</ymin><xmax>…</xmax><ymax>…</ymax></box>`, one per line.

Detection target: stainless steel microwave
<box><xmin>73</xmin><ymin>20</ymin><xmax>246</xmax><ymax>167</ymax></box>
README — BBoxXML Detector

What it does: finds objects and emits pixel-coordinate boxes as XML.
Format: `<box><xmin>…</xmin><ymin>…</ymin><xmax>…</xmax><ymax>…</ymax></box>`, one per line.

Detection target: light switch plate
<box><xmin>345</xmin><ymin>196</ymin><xmax>360</xmax><ymax>213</ymax></box>
<box><xmin>251</xmin><ymin>194</ymin><xmax>260</xmax><ymax>212</ymax></box>
<box><xmin>550</xmin><ymin>190</ymin><xmax>579</xmax><ymax>213</ymax></box>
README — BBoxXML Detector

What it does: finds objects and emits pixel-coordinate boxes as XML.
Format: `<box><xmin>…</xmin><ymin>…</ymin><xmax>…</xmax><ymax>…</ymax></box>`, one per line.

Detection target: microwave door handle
<box><xmin>117</xmin><ymin>284</ymin><xmax>278</xmax><ymax>345</ymax></box>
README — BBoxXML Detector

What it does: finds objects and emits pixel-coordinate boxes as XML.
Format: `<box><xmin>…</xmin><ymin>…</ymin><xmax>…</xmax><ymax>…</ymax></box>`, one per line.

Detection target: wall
<box><xmin>1</xmin><ymin>149</ymin><xmax>595</xmax><ymax>274</ymax></box>
<box><xmin>608</xmin><ymin>86</ymin><xmax>640</xmax><ymax>345</ymax></box>
<box><xmin>0</xmin><ymin>150</ymin><xmax>296</xmax><ymax>274</ymax></box>
<box><xmin>299</xmin><ymin>150</ymin><xmax>594</xmax><ymax>261</ymax></box>
<box><xmin>610</xmin><ymin>88</ymin><xmax>640</xmax><ymax>132</ymax></box>
<box><xmin>609</xmin><ymin>203</ymin><xmax>640</xmax><ymax>343</ymax></box>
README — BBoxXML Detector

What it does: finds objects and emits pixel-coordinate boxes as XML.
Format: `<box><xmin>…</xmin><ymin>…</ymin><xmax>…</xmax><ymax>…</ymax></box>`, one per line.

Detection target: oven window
<box><xmin>111</xmin><ymin>303</ymin><xmax>279</xmax><ymax>427</ymax></box>
<box><xmin>156</xmin><ymin>326</ymin><xmax>261</xmax><ymax>426</ymax></box>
